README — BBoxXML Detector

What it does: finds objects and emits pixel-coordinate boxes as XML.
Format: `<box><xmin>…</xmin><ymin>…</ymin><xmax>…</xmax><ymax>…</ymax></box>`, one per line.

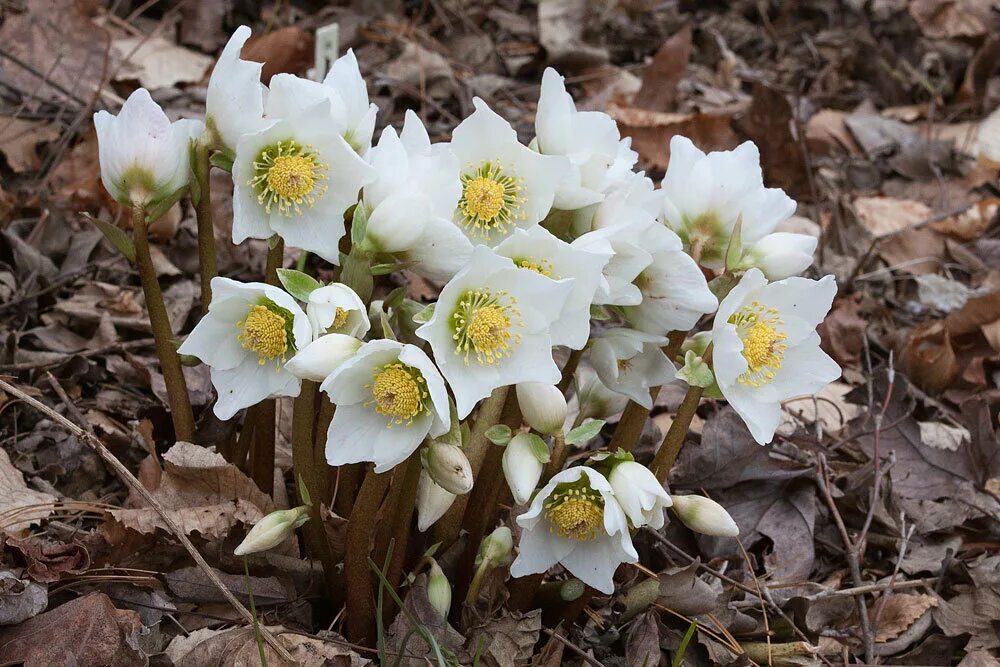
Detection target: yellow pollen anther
<box><xmin>266</xmin><ymin>155</ymin><xmax>317</xmax><ymax>200</ymax></box>
<box><xmin>451</xmin><ymin>289</ymin><xmax>523</xmax><ymax>366</ymax></box>
<box><xmin>730</xmin><ymin>300</ymin><xmax>787</xmax><ymax>387</ymax></box>
<box><xmin>367</xmin><ymin>363</ymin><xmax>427</xmax><ymax>426</ymax></box>
<box><xmin>544</xmin><ymin>486</ymin><xmax>604</xmax><ymax>541</ymax></box>
<box><xmin>238</xmin><ymin>305</ymin><xmax>289</xmax><ymax>365</ymax></box>
<box><xmin>249</xmin><ymin>140</ymin><xmax>329</xmax><ymax>216</ymax></box>
<box><xmin>461</xmin><ymin>177</ymin><xmax>505</xmax><ymax>221</ymax></box>
<box><xmin>331</xmin><ymin>307</ymin><xmax>349</xmax><ymax>330</ymax></box>
<box><xmin>457</xmin><ymin>160</ymin><xmax>525</xmax><ymax>237</ymax></box>
<box><xmin>515</xmin><ymin>256</ymin><xmax>556</xmax><ymax>277</ymax></box>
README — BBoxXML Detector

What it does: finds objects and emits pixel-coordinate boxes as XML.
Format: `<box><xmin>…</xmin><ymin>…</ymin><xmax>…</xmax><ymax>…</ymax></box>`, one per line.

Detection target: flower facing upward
<box><xmin>178</xmin><ymin>278</ymin><xmax>311</xmax><ymax>420</ymax></box>
<box><xmin>320</xmin><ymin>340</ymin><xmax>449</xmax><ymax>472</ymax></box>
<box><xmin>416</xmin><ymin>246</ymin><xmax>573</xmax><ymax>419</ymax></box>
<box><xmin>712</xmin><ymin>269</ymin><xmax>841</xmax><ymax>444</ymax></box>
<box><xmin>510</xmin><ymin>466</ymin><xmax>637</xmax><ymax>594</ymax></box>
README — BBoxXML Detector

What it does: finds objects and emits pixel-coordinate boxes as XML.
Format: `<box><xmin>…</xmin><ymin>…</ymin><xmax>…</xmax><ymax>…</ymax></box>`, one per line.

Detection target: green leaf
<box><xmin>350</xmin><ymin>203</ymin><xmax>369</xmax><ymax>247</ymax></box>
<box><xmin>369</xmin><ymin>262</ymin><xmax>398</xmax><ymax>276</ymax></box>
<box><xmin>210</xmin><ymin>148</ymin><xmax>235</xmax><ymax>173</ymax></box>
<box><xmin>524</xmin><ymin>433</ymin><xmax>550</xmax><ymax>463</ymax></box>
<box><xmin>413</xmin><ymin>303</ymin><xmax>435</xmax><ymax>324</ymax></box>
<box><xmin>485</xmin><ymin>424</ymin><xmax>512</xmax><ymax>445</ymax></box>
<box><xmin>83</xmin><ymin>213</ymin><xmax>135</xmax><ymax>263</ymax></box>
<box><xmin>379</xmin><ymin>312</ymin><xmax>397</xmax><ymax>341</ymax></box>
<box><xmin>676</xmin><ymin>350</ymin><xmax>715</xmax><ymax>388</ymax></box>
<box><xmin>145</xmin><ymin>184</ymin><xmax>187</xmax><ymax>223</ymax></box>
<box><xmin>708</xmin><ymin>273</ymin><xmax>739</xmax><ymax>302</ymax></box>
<box><xmin>460</xmin><ymin>421</ymin><xmax>471</xmax><ymax>448</ymax></box>
<box><xmin>437</xmin><ymin>399</ymin><xmax>463</xmax><ymax>448</ymax></box>
<box><xmin>565</xmin><ymin>419</ymin><xmax>605</xmax><ymax>446</ymax></box>
<box><xmin>297</xmin><ymin>474</ymin><xmax>312</xmax><ymax>506</ymax></box>
<box><xmin>384</xmin><ymin>287</ymin><xmax>406</xmax><ymax>310</ymax></box>
<box><xmin>724</xmin><ymin>214</ymin><xmax>744</xmax><ymax>272</ymax></box>
<box><xmin>589</xmin><ymin>304</ymin><xmax>611</xmax><ymax>320</ymax></box>
<box><xmin>341</xmin><ymin>251</ymin><xmax>373</xmax><ymax>303</ymax></box>
<box><xmin>276</xmin><ymin>268</ymin><xmax>322</xmax><ymax>302</ymax></box>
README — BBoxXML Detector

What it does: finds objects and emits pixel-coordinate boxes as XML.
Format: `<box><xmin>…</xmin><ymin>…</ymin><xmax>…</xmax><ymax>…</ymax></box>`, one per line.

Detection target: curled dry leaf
<box><xmin>2</xmin><ymin>534</ymin><xmax>89</xmax><ymax>583</ymax></box>
<box><xmin>0</xmin><ymin>116</ymin><xmax>61</xmax><ymax>173</ymax></box>
<box><xmin>872</xmin><ymin>593</ymin><xmax>938</xmax><ymax>643</ymax></box>
<box><xmin>607</xmin><ymin>104</ymin><xmax>738</xmax><ymax>170</ymax></box>
<box><xmin>465</xmin><ymin>610</ymin><xmax>541</xmax><ymax>667</ymax></box>
<box><xmin>112</xmin><ymin>36</ymin><xmax>212</xmax><ymax>89</ymax></box>
<box><xmin>165</xmin><ymin>625</ymin><xmax>368</xmax><ymax>667</ymax></box>
<box><xmin>0</xmin><ymin>448</ymin><xmax>57</xmax><ymax>533</ymax></box>
<box><xmin>0</xmin><ymin>570</ymin><xmax>47</xmax><ymax>625</ymax></box>
<box><xmin>899</xmin><ymin>320</ymin><xmax>958</xmax><ymax>394</ymax></box>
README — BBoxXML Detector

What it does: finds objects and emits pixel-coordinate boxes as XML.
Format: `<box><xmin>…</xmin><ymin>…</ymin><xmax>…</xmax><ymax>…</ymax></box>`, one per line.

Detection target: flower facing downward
<box><xmin>284</xmin><ymin>333</ymin><xmax>362</xmax><ymax>382</ymax></box>
<box><xmin>503</xmin><ymin>433</ymin><xmax>546</xmax><ymax>505</ymax></box>
<box><xmin>234</xmin><ymin>506</ymin><xmax>310</xmax><ymax>556</ymax></box>
<box><xmin>415</xmin><ymin>246</ymin><xmax>573</xmax><ymax>419</ymax></box>
<box><xmin>416</xmin><ymin>468</ymin><xmax>457</xmax><ymax>532</ymax></box>
<box><xmin>178</xmin><ymin>278</ymin><xmax>311</xmax><ymax>420</ymax></box>
<box><xmin>425</xmin><ymin>442</ymin><xmax>473</xmax><ymax>495</ymax></box>
<box><xmin>590</xmin><ymin>329</ymin><xmax>676</xmax><ymax>409</ymax></box>
<box><xmin>94</xmin><ymin>89</ymin><xmax>204</xmax><ymax>206</ymax></box>
<box><xmin>306</xmin><ymin>283</ymin><xmax>370</xmax><ymax>338</ymax></box>
<box><xmin>516</xmin><ymin>382</ymin><xmax>568</xmax><ymax>436</ymax></box>
<box><xmin>670</xmin><ymin>494</ymin><xmax>739</xmax><ymax>537</ymax></box>
<box><xmin>205</xmin><ymin>25</ymin><xmax>267</xmax><ymax>152</ymax></box>
<box><xmin>320</xmin><ymin>340</ymin><xmax>449</xmax><ymax>472</ymax></box>
<box><xmin>608</xmin><ymin>461</ymin><xmax>672</xmax><ymax>529</ymax></box>
<box><xmin>712</xmin><ymin>269</ymin><xmax>841</xmax><ymax>444</ymax></box>
<box><xmin>510</xmin><ymin>466</ymin><xmax>637</xmax><ymax>594</ymax></box>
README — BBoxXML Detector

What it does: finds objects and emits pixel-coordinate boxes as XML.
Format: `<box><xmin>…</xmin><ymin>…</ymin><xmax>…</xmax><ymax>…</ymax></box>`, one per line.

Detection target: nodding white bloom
<box><xmin>94</xmin><ymin>89</ymin><xmax>203</xmax><ymax>206</ymax></box>
<box><xmin>535</xmin><ymin>68</ymin><xmax>632</xmax><ymax>210</ymax></box>
<box><xmin>267</xmin><ymin>50</ymin><xmax>377</xmax><ymax>153</ymax></box>
<box><xmin>573</xmin><ymin>366</ymin><xmax>629</xmax><ymax>421</ymax></box>
<box><xmin>320</xmin><ymin>339</ymin><xmax>449</xmax><ymax>472</ymax></box>
<box><xmin>284</xmin><ymin>333</ymin><xmax>362</xmax><ymax>382</ymax></box>
<box><xmin>205</xmin><ymin>25</ymin><xmax>266</xmax><ymax>152</ymax></box>
<box><xmin>590</xmin><ymin>329</ymin><xmax>675</xmax><ymax>409</ymax></box>
<box><xmin>659</xmin><ymin>136</ymin><xmax>814</xmax><ymax>277</ymax></box>
<box><xmin>516</xmin><ymin>382</ymin><xmax>568</xmax><ymax>436</ymax></box>
<box><xmin>449</xmin><ymin>98</ymin><xmax>568</xmax><ymax>246</ymax></box>
<box><xmin>234</xmin><ymin>505</ymin><xmax>310</xmax><ymax>556</ymax></box>
<box><xmin>360</xmin><ymin>112</ymin><xmax>473</xmax><ymax>281</ymax></box>
<box><xmin>713</xmin><ymin>268</ymin><xmax>840</xmax><ymax>444</ymax></box>
<box><xmin>503</xmin><ymin>433</ymin><xmax>545</xmax><ymax>505</ymax></box>
<box><xmin>494</xmin><ymin>226</ymin><xmax>611</xmax><ymax>349</ymax></box>
<box><xmin>306</xmin><ymin>283</ymin><xmax>370</xmax><ymax>338</ymax></box>
<box><xmin>608</xmin><ymin>461</ymin><xmax>671</xmax><ymax>529</ymax></box>
<box><xmin>670</xmin><ymin>494</ymin><xmax>739</xmax><ymax>537</ymax></box>
<box><xmin>575</xmin><ymin>221</ymin><xmax>651</xmax><ymax>307</ymax></box>
<box><xmin>232</xmin><ymin>86</ymin><xmax>375</xmax><ymax>263</ymax></box>
<box><xmin>743</xmin><ymin>232</ymin><xmax>818</xmax><ymax>281</ymax></box>
<box><xmin>622</xmin><ymin>223</ymin><xmax>718</xmax><ymax>334</ymax></box>
<box><xmin>425</xmin><ymin>441</ymin><xmax>473</xmax><ymax>494</ymax></box>
<box><xmin>415</xmin><ymin>246</ymin><xmax>573</xmax><ymax>419</ymax></box>
<box><xmin>178</xmin><ymin>277</ymin><xmax>312</xmax><ymax>421</ymax></box>
<box><xmin>416</xmin><ymin>468</ymin><xmax>456</xmax><ymax>532</ymax></box>
<box><xmin>510</xmin><ymin>466</ymin><xmax>637</xmax><ymax>594</ymax></box>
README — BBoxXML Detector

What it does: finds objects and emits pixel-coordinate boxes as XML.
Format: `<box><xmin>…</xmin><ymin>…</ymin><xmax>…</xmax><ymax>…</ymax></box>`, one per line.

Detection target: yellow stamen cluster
<box><xmin>365</xmin><ymin>363</ymin><xmax>428</xmax><ymax>426</ymax></box>
<box><xmin>331</xmin><ymin>307</ymin><xmax>349</xmax><ymax>330</ymax></box>
<box><xmin>730</xmin><ymin>300</ymin><xmax>788</xmax><ymax>387</ymax></box>
<box><xmin>237</xmin><ymin>305</ymin><xmax>289</xmax><ymax>366</ymax></box>
<box><xmin>452</xmin><ymin>289</ymin><xmax>523</xmax><ymax>366</ymax></box>
<box><xmin>249</xmin><ymin>140</ymin><xmax>328</xmax><ymax>216</ymax></box>
<box><xmin>458</xmin><ymin>160</ymin><xmax>526</xmax><ymax>237</ymax></box>
<box><xmin>544</xmin><ymin>483</ymin><xmax>605</xmax><ymax>541</ymax></box>
<box><xmin>514</xmin><ymin>256</ymin><xmax>556</xmax><ymax>277</ymax></box>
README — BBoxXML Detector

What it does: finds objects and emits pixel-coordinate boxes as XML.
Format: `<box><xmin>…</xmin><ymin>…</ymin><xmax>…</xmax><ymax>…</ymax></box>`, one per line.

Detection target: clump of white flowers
<box><xmin>93</xmin><ymin>25</ymin><xmax>840</xmax><ymax>625</ymax></box>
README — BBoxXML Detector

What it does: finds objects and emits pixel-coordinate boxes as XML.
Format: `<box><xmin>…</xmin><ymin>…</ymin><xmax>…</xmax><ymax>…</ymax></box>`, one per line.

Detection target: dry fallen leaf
<box><xmin>0</xmin><ymin>116</ymin><xmax>61</xmax><ymax>173</ymax></box>
<box><xmin>919</xmin><ymin>421</ymin><xmax>970</xmax><ymax>451</ymax></box>
<box><xmin>113</xmin><ymin>35</ymin><xmax>212</xmax><ymax>89</ymax></box>
<box><xmin>908</xmin><ymin>0</ymin><xmax>991</xmax><ymax>39</ymax></box>
<box><xmin>631</xmin><ymin>25</ymin><xmax>691</xmax><ymax>111</ymax></box>
<box><xmin>607</xmin><ymin>104</ymin><xmax>738</xmax><ymax>170</ymax></box>
<box><xmin>899</xmin><ymin>320</ymin><xmax>958</xmax><ymax>394</ymax></box>
<box><xmin>0</xmin><ymin>448</ymin><xmax>57</xmax><ymax>533</ymax></box>
<box><xmin>872</xmin><ymin>593</ymin><xmax>939</xmax><ymax>643</ymax></box>
<box><xmin>0</xmin><ymin>570</ymin><xmax>47</xmax><ymax>625</ymax></box>
<box><xmin>243</xmin><ymin>26</ymin><xmax>315</xmax><ymax>84</ymax></box>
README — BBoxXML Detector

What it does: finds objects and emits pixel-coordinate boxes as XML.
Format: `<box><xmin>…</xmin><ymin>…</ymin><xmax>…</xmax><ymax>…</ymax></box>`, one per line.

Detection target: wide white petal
<box><xmin>325</xmin><ymin>402</ymin><xmax>430</xmax><ymax>471</ymax></box>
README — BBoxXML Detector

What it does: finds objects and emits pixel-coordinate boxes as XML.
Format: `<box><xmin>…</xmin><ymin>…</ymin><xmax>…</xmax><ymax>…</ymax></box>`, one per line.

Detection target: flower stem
<box><xmin>192</xmin><ymin>141</ymin><xmax>217</xmax><ymax>314</ymax></box>
<box><xmin>243</xmin><ymin>557</ymin><xmax>269</xmax><ymax>667</ymax></box>
<box><xmin>381</xmin><ymin>452</ymin><xmax>422</xmax><ymax>627</ymax></box>
<box><xmin>250</xmin><ymin>239</ymin><xmax>284</xmax><ymax>495</ymax></box>
<box><xmin>557</xmin><ymin>348</ymin><xmax>583</xmax><ymax>393</ymax></box>
<box><xmin>651</xmin><ymin>384</ymin><xmax>703</xmax><ymax>482</ymax></box>
<box><xmin>344</xmin><ymin>466</ymin><xmax>391</xmax><ymax>644</ymax></box>
<box><xmin>542</xmin><ymin>432</ymin><xmax>568</xmax><ymax>482</ymax></box>
<box><xmin>131</xmin><ymin>204</ymin><xmax>194</xmax><ymax>442</ymax></box>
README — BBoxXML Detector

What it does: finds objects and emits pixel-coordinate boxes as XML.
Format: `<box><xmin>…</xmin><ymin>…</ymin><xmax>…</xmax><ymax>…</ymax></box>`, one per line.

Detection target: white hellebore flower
<box><xmin>495</xmin><ymin>226</ymin><xmax>611</xmax><ymax>349</ymax></box>
<box><xmin>573</xmin><ymin>366</ymin><xmax>629</xmax><ymax>421</ymax></box>
<box><xmin>416</xmin><ymin>468</ymin><xmax>457</xmax><ymax>532</ymax></box>
<box><xmin>503</xmin><ymin>433</ymin><xmax>545</xmax><ymax>505</ymax></box>
<box><xmin>510</xmin><ymin>466</ymin><xmax>637</xmax><ymax>594</ymax></box>
<box><xmin>516</xmin><ymin>382</ymin><xmax>568</xmax><ymax>436</ymax></box>
<box><xmin>425</xmin><ymin>441</ymin><xmax>474</xmax><ymax>494</ymax></box>
<box><xmin>179</xmin><ymin>277</ymin><xmax>312</xmax><ymax>420</ymax></box>
<box><xmin>284</xmin><ymin>333</ymin><xmax>362</xmax><ymax>382</ymax></box>
<box><xmin>306</xmin><ymin>283</ymin><xmax>370</xmax><ymax>338</ymax></box>
<box><xmin>449</xmin><ymin>98</ymin><xmax>568</xmax><ymax>246</ymax></box>
<box><xmin>94</xmin><ymin>88</ymin><xmax>203</xmax><ymax>206</ymax></box>
<box><xmin>713</xmin><ymin>268</ymin><xmax>841</xmax><ymax>444</ymax></box>
<box><xmin>205</xmin><ymin>26</ymin><xmax>267</xmax><ymax>152</ymax></box>
<box><xmin>659</xmin><ymin>136</ymin><xmax>814</xmax><ymax>278</ymax></box>
<box><xmin>608</xmin><ymin>461</ymin><xmax>671</xmax><ymax>529</ymax></box>
<box><xmin>670</xmin><ymin>494</ymin><xmax>739</xmax><ymax>537</ymax></box>
<box><xmin>415</xmin><ymin>246</ymin><xmax>573</xmax><ymax>419</ymax></box>
<box><xmin>744</xmin><ymin>232</ymin><xmax>818</xmax><ymax>281</ymax></box>
<box><xmin>360</xmin><ymin>112</ymin><xmax>473</xmax><ymax>281</ymax></box>
<box><xmin>320</xmin><ymin>339</ymin><xmax>449</xmax><ymax>472</ymax></box>
<box><xmin>234</xmin><ymin>506</ymin><xmax>310</xmax><ymax>556</ymax></box>
<box><xmin>232</xmin><ymin>80</ymin><xmax>375</xmax><ymax>263</ymax></box>
<box><xmin>590</xmin><ymin>329</ymin><xmax>675</xmax><ymax>409</ymax></box>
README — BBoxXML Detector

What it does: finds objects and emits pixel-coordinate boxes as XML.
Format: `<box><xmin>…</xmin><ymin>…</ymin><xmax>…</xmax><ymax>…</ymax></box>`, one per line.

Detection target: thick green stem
<box><xmin>651</xmin><ymin>384</ymin><xmax>703</xmax><ymax>482</ymax></box>
<box><xmin>381</xmin><ymin>453</ymin><xmax>422</xmax><ymax>627</ymax></box>
<box><xmin>132</xmin><ymin>205</ymin><xmax>194</xmax><ymax>442</ymax></box>
<box><xmin>250</xmin><ymin>240</ymin><xmax>284</xmax><ymax>495</ymax></box>
<box><xmin>192</xmin><ymin>142</ymin><xmax>217</xmax><ymax>314</ymax></box>
<box><xmin>344</xmin><ymin>467</ymin><xmax>391</xmax><ymax>644</ymax></box>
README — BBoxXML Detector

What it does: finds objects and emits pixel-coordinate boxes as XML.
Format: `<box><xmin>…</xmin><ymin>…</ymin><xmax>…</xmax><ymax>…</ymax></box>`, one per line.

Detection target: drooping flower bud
<box><xmin>426</xmin><ymin>560</ymin><xmax>452</xmax><ymax>618</ymax></box>
<box><xmin>416</xmin><ymin>468</ymin><xmax>456</xmax><ymax>532</ymax></box>
<box><xmin>608</xmin><ymin>461</ymin><xmax>671</xmax><ymax>529</ymax></box>
<box><xmin>502</xmin><ymin>433</ymin><xmax>546</xmax><ymax>505</ymax></box>
<box><xmin>670</xmin><ymin>494</ymin><xmax>739</xmax><ymax>537</ymax></box>
<box><xmin>476</xmin><ymin>526</ymin><xmax>514</xmax><ymax>569</ymax></box>
<box><xmin>425</xmin><ymin>442</ymin><xmax>473</xmax><ymax>495</ymax></box>
<box><xmin>234</xmin><ymin>505</ymin><xmax>310</xmax><ymax>556</ymax></box>
<box><xmin>744</xmin><ymin>232</ymin><xmax>817</xmax><ymax>280</ymax></box>
<box><xmin>284</xmin><ymin>333</ymin><xmax>362</xmax><ymax>382</ymax></box>
<box><xmin>516</xmin><ymin>383</ymin><xmax>568</xmax><ymax>435</ymax></box>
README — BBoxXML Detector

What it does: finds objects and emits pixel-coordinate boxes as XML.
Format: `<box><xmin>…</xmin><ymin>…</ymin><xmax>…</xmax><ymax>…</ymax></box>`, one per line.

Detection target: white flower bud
<box><xmin>502</xmin><ymin>433</ymin><xmax>545</xmax><ymax>505</ymax></box>
<box><xmin>516</xmin><ymin>383</ymin><xmax>568</xmax><ymax>435</ymax></box>
<box><xmin>426</xmin><ymin>560</ymin><xmax>451</xmax><ymax>618</ymax></box>
<box><xmin>670</xmin><ymin>494</ymin><xmax>739</xmax><ymax>537</ymax></box>
<box><xmin>745</xmin><ymin>232</ymin><xmax>817</xmax><ymax>280</ymax></box>
<box><xmin>416</xmin><ymin>468</ymin><xmax>456</xmax><ymax>532</ymax></box>
<box><xmin>234</xmin><ymin>505</ymin><xmax>310</xmax><ymax>556</ymax></box>
<box><xmin>425</xmin><ymin>442</ymin><xmax>473</xmax><ymax>495</ymax></box>
<box><xmin>363</xmin><ymin>192</ymin><xmax>430</xmax><ymax>253</ymax></box>
<box><xmin>284</xmin><ymin>334</ymin><xmax>362</xmax><ymax>382</ymax></box>
<box><xmin>476</xmin><ymin>526</ymin><xmax>514</xmax><ymax>568</ymax></box>
<box><xmin>608</xmin><ymin>461</ymin><xmax>672</xmax><ymax>529</ymax></box>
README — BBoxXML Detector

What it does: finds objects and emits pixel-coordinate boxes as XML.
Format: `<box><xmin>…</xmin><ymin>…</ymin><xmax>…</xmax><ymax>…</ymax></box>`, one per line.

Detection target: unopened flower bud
<box><xmin>364</xmin><ymin>193</ymin><xmax>430</xmax><ymax>253</ymax></box>
<box><xmin>426</xmin><ymin>442</ymin><xmax>473</xmax><ymax>495</ymax></box>
<box><xmin>476</xmin><ymin>526</ymin><xmax>513</xmax><ymax>568</ymax></box>
<box><xmin>426</xmin><ymin>560</ymin><xmax>451</xmax><ymax>618</ymax></box>
<box><xmin>516</xmin><ymin>383</ymin><xmax>568</xmax><ymax>435</ymax></box>
<box><xmin>608</xmin><ymin>461</ymin><xmax>671</xmax><ymax>529</ymax></box>
<box><xmin>502</xmin><ymin>433</ymin><xmax>545</xmax><ymax>505</ymax></box>
<box><xmin>284</xmin><ymin>333</ymin><xmax>362</xmax><ymax>382</ymax></box>
<box><xmin>745</xmin><ymin>232</ymin><xmax>817</xmax><ymax>281</ymax></box>
<box><xmin>234</xmin><ymin>505</ymin><xmax>310</xmax><ymax>556</ymax></box>
<box><xmin>416</xmin><ymin>468</ymin><xmax>456</xmax><ymax>532</ymax></box>
<box><xmin>670</xmin><ymin>494</ymin><xmax>739</xmax><ymax>537</ymax></box>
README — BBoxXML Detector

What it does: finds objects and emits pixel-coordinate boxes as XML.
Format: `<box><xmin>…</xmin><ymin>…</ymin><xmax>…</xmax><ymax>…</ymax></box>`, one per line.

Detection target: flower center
<box><xmin>331</xmin><ymin>307</ymin><xmax>349</xmax><ymax>330</ymax></box>
<box><xmin>730</xmin><ymin>300</ymin><xmax>788</xmax><ymax>387</ymax></box>
<box><xmin>250</xmin><ymin>140</ymin><xmax>328</xmax><ymax>216</ymax></box>
<box><xmin>544</xmin><ymin>483</ymin><xmax>604</xmax><ymax>541</ymax></box>
<box><xmin>458</xmin><ymin>161</ymin><xmax>525</xmax><ymax>236</ymax></box>
<box><xmin>452</xmin><ymin>289</ymin><xmax>523</xmax><ymax>365</ymax></box>
<box><xmin>514</xmin><ymin>256</ymin><xmax>555</xmax><ymax>277</ymax></box>
<box><xmin>366</xmin><ymin>363</ymin><xmax>427</xmax><ymax>425</ymax></box>
<box><xmin>238</xmin><ymin>304</ymin><xmax>290</xmax><ymax>365</ymax></box>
